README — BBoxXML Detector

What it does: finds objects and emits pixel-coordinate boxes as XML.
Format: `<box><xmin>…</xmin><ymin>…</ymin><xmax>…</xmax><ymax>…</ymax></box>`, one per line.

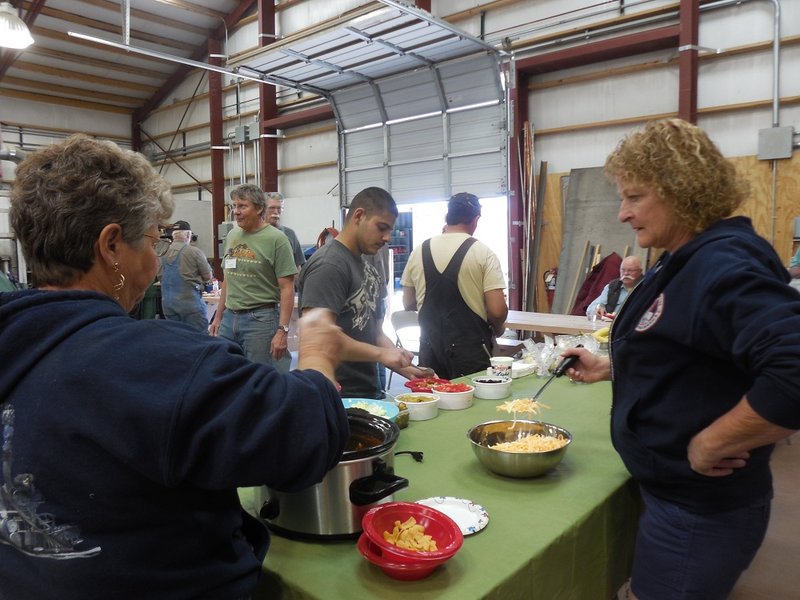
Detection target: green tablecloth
<box><xmin>240</xmin><ymin>375</ymin><xmax>640</xmax><ymax>599</ymax></box>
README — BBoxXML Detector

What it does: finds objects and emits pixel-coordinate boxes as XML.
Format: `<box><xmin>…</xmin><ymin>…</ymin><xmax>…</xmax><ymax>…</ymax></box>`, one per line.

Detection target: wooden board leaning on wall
<box><xmin>533</xmin><ymin>153</ymin><xmax>800</xmax><ymax>314</ymax></box>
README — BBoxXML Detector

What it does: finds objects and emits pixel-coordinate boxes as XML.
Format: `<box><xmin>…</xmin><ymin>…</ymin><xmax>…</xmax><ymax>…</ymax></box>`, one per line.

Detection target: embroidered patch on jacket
<box><xmin>635</xmin><ymin>293</ymin><xmax>664</xmax><ymax>332</ymax></box>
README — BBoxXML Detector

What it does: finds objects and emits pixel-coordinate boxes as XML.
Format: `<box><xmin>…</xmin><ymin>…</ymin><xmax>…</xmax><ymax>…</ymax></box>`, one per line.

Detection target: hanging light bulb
<box><xmin>0</xmin><ymin>2</ymin><xmax>34</xmax><ymax>50</ymax></box>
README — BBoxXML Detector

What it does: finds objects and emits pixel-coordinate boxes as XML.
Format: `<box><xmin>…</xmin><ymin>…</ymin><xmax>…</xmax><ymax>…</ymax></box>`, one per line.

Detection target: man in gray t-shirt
<box><xmin>298</xmin><ymin>188</ymin><xmax>428</xmax><ymax>398</ymax></box>
<box><xmin>266</xmin><ymin>192</ymin><xmax>306</xmax><ymax>269</ymax></box>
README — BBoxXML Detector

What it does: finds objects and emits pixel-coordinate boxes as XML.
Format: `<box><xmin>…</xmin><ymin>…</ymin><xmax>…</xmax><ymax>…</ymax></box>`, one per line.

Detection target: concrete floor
<box><xmin>730</xmin><ymin>434</ymin><xmax>800</xmax><ymax>599</ymax></box>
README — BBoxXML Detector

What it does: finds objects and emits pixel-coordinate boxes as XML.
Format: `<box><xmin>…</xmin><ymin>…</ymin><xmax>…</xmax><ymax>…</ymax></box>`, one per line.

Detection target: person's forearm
<box><xmin>213</xmin><ymin>279</ymin><xmax>227</xmax><ymax>322</ymax></box>
<box><xmin>484</xmin><ymin>290</ymin><xmax>508</xmax><ymax>336</ymax></box>
<box><xmin>789</xmin><ymin>265</ymin><xmax>800</xmax><ymax>279</ymax></box>
<box><xmin>376</xmin><ymin>331</ymin><xmax>398</xmax><ymax>351</ymax></box>
<box><xmin>692</xmin><ymin>397</ymin><xmax>795</xmax><ymax>458</ymax></box>
<box><xmin>340</xmin><ymin>336</ymin><xmax>382</xmax><ymax>362</ymax></box>
<box><xmin>402</xmin><ymin>286</ymin><xmax>417</xmax><ymax>311</ymax></box>
<box><xmin>296</xmin><ymin>356</ymin><xmax>337</xmax><ymax>383</ymax></box>
<box><xmin>487</xmin><ymin>316</ymin><xmax>504</xmax><ymax>337</ymax></box>
<box><xmin>278</xmin><ymin>282</ymin><xmax>294</xmax><ymax>327</ymax></box>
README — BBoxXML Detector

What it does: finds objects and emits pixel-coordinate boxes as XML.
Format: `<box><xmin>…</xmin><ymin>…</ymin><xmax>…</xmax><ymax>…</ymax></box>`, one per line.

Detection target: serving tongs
<box><xmin>529</xmin><ymin>345</ymin><xmax>582</xmax><ymax>402</ymax></box>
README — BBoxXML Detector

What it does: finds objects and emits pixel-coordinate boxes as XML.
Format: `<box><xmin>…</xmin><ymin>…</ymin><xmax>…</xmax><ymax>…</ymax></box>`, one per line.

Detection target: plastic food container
<box><xmin>394</xmin><ymin>393</ymin><xmax>439</xmax><ymax>421</ymax></box>
<box><xmin>431</xmin><ymin>383</ymin><xmax>474</xmax><ymax>410</ymax></box>
<box><xmin>361</xmin><ymin>501</ymin><xmax>463</xmax><ymax>564</ymax></box>
<box><xmin>471</xmin><ymin>376</ymin><xmax>513</xmax><ymax>400</ymax></box>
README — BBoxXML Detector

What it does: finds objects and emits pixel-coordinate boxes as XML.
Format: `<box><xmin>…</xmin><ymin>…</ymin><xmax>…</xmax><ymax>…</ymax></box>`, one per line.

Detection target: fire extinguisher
<box><xmin>543</xmin><ymin>268</ymin><xmax>557</xmax><ymax>309</ymax></box>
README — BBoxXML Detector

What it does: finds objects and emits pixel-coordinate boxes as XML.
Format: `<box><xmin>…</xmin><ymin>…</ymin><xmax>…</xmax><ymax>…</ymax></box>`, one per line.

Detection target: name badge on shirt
<box><xmin>224</xmin><ymin>257</ymin><xmax>237</xmax><ymax>269</ymax></box>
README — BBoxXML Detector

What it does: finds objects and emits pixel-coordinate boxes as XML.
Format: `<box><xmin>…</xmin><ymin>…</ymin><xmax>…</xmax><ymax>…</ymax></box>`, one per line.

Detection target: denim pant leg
<box><xmin>218</xmin><ymin>310</ymin><xmax>240</xmax><ymax>351</ymax></box>
<box><xmin>240</xmin><ymin>306</ymin><xmax>290</xmax><ymax>373</ymax></box>
<box><xmin>631</xmin><ymin>487</ymin><xmax>770</xmax><ymax>600</ymax></box>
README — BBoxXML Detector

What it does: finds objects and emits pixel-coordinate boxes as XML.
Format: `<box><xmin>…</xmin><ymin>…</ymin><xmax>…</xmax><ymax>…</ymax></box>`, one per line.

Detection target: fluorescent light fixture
<box><xmin>0</xmin><ymin>2</ymin><xmax>34</xmax><ymax>50</ymax></box>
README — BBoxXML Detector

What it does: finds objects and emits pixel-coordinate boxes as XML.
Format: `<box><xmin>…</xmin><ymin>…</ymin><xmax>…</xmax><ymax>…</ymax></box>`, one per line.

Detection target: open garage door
<box><xmin>230</xmin><ymin>0</ymin><xmax>509</xmax><ymax>205</ymax></box>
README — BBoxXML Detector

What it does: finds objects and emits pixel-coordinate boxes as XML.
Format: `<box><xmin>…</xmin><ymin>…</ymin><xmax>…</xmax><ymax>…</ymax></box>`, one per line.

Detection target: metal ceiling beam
<box><xmin>133</xmin><ymin>0</ymin><xmax>258</xmax><ymax>124</ymax></box>
<box><xmin>42</xmin><ymin>3</ymin><xmax>196</xmax><ymax>51</ymax></box>
<box><xmin>678</xmin><ymin>0</ymin><xmax>700</xmax><ymax>122</ymax></box>
<box><xmin>515</xmin><ymin>25</ymin><xmax>681</xmax><ymax>74</ymax></box>
<box><xmin>258</xmin><ymin>0</ymin><xmax>277</xmax><ymax>193</ymax></box>
<box><xmin>209</xmin><ymin>37</ymin><xmax>226</xmax><ymax>280</ymax></box>
<box><xmin>12</xmin><ymin>59</ymin><xmax>157</xmax><ymax>93</ymax></box>
<box><xmin>27</xmin><ymin>45</ymin><xmax>164</xmax><ymax>78</ymax></box>
<box><xmin>262</xmin><ymin>105</ymin><xmax>334</xmax><ymax>130</ymax></box>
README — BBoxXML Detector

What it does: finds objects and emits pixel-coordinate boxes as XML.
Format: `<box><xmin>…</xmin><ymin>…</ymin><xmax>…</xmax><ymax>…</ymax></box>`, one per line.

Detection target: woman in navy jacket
<box><xmin>0</xmin><ymin>134</ymin><xmax>349</xmax><ymax>599</ymax></box>
<box><xmin>564</xmin><ymin>119</ymin><xmax>800</xmax><ymax>600</ymax></box>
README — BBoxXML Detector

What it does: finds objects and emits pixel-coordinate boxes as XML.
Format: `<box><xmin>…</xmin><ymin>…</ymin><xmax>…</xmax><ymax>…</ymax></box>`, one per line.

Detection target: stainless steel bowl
<box><xmin>467</xmin><ymin>420</ymin><xmax>572</xmax><ymax>478</ymax></box>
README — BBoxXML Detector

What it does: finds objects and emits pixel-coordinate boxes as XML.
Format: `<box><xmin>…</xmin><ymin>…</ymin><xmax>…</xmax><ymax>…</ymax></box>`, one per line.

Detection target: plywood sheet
<box><xmin>550</xmin><ymin>167</ymin><xmax>644</xmax><ymax>315</ymax></box>
<box><xmin>531</xmin><ymin>153</ymin><xmax>800</xmax><ymax>315</ymax></box>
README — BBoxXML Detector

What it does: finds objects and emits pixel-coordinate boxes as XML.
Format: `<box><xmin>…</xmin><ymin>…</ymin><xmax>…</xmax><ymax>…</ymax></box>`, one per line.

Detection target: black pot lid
<box><xmin>343</xmin><ymin>410</ymin><xmax>399</xmax><ymax>460</ymax></box>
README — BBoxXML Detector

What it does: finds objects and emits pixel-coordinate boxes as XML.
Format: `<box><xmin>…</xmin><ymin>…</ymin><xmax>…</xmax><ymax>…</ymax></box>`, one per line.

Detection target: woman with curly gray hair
<box><xmin>0</xmin><ymin>134</ymin><xmax>348</xmax><ymax>599</ymax></box>
<box><xmin>562</xmin><ymin>119</ymin><xmax>800</xmax><ymax>599</ymax></box>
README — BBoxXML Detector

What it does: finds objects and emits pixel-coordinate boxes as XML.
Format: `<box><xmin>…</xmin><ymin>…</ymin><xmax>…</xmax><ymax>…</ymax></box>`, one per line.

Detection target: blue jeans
<box><xmin>162</xmin><ymin>292</ymin><xmax>208</xmax><ymax>333</ymax></box>
<box><xmin>219</xmin><ymin>306</ymin><xmax>290</xmax><ymax>374</ymax></box>
<box><xmin>631</xmin><ymin>487</ymin><xmax>770</xmax><ymax>600</ymax></box>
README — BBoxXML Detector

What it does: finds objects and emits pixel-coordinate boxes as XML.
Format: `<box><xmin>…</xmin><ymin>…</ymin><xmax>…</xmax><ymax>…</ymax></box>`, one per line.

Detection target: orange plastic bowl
<box><xmin>361</xmin><ymin>501</ymin><xmax>463</xmax><ymax>563</ymax></box>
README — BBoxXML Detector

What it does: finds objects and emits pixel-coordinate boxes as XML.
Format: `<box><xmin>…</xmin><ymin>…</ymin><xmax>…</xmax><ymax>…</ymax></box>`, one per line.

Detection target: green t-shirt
<box><xmin>223</xmin><ymin>225</ymin><xmax>297</xmax><ymax>311</ymax></box>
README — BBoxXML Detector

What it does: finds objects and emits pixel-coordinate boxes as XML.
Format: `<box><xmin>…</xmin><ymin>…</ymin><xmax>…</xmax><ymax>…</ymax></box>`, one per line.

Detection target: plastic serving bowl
<box><xmin>361</xmin><ymin>501</ymin><xmax>464</xmax><ymax>564</ymax></box>
<box><xmin>471</xmin><ymin>375</ymin><xmax>513</xmax><ymax>400</ymax></box>
<box><xmin>431</xmin><ymin>383</ymin><xmax>474</xmax><ymax>410</ymax></box>
<box><xmin>357</xmin><ymin>533</ymin><xmax>444</xmax><ymax>580</ymax></box>
<box><xmin>394</xmin><ymin>393</ymin><xmax>439</xmax><ymax>421</ymax></box>
<box><xmin>467</xmin><ymin>420</ymin><xmax>572</xmax><ymax>478</ymax></box>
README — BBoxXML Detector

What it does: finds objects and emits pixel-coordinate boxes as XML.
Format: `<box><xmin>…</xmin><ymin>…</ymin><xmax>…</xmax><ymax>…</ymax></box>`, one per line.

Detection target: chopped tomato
<box><xmin>404</xmin><ymin>377</ymin><xmax>449</xmax><ymax>392</ymax></box>
<box><xmin>432</xmin><ymin>382</ymin><xmax>472</xmax><ymax>393</ymax></box>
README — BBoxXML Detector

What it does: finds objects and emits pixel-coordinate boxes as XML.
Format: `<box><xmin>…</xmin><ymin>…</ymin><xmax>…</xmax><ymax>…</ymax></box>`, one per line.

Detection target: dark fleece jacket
<box><xmin>0</xmin><ymin>289</ymin><xmax>347</xmax><ymax>599</ymax></box>
<box><xmin>610</xmin><ymin>217</ymin><xmax>800</xmax><ymax>513</ymax></box>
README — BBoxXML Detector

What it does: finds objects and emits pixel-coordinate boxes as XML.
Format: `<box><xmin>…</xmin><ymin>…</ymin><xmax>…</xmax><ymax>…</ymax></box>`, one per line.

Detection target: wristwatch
<box><xmin>277</xmin><ymin>324</ymin><xmax>290</xmax><ymax>334</ymax></box>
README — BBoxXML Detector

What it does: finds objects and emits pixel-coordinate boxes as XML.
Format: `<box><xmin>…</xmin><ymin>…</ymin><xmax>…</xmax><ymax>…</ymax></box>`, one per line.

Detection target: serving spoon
<box><xmin>528</xmin><ymin>345</ymin><xmax>582</xmax><ymax>402</ymax></box>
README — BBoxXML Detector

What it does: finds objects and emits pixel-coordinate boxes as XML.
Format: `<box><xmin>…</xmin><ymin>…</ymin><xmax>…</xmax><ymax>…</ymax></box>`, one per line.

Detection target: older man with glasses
<box><xmin>265</xmin><ymin>192</ymin><xmax>306</xmax><ymax>270</ymax></box>
<box><xmin>586</xmin><ymin>254</ymin><xmax>644</xmax><ymax>319</ymax></box>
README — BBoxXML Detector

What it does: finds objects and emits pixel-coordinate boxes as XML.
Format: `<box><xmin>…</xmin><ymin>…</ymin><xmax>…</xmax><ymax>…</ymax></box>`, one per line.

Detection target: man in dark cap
<box><xmin>401</xmin><ymin>192</ymin><xmax>508</xmax><ymax>379</ymax></box>
<box><xmin>159</xmin><ymin>220</ymin><xmax>213</xmax><ymax>332</ymax></box>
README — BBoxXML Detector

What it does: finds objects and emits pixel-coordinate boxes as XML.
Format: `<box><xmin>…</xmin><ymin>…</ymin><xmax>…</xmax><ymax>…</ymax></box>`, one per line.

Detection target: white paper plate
<box><xmin>415</xmin><ymin>496</ymin><xmax>489</xmax><ymax>536</ymax></box>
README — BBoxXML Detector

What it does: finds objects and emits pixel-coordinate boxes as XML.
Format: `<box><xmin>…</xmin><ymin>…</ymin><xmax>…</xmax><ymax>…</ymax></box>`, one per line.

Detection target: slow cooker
<box><xmin>256</xmin><ymin>410</ymin><xmax>408</xmax><ymax>540</ymax></box>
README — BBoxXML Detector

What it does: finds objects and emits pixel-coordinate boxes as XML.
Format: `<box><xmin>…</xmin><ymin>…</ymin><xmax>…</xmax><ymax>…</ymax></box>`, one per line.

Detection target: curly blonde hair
<box><xmin>604</xmin><ymin>119</ymin><xmax>749</xmax><ymax>233</ymax></box>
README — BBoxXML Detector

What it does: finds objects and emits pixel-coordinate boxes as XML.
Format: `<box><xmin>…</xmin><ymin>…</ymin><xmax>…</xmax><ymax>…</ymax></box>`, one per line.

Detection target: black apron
<box><xmin>418</xmin><ymin>238</ymin><xmax>493</xmax><ymax>379</ymax></box>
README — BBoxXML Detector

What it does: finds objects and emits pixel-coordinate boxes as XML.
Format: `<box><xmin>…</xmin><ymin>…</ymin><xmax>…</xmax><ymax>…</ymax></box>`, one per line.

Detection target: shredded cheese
<box><xmin>350</xmin><ymin>401</ymin><xmax>387</xmax><ymax>417</ymax></box>
<box><xmin>490</xmin><ymin>433</ymin><xmax>568</xmax><ymax>453</ymax></box>
<box><xmin>496</xmin><ymin>398</ymin><xmax>549</xmax><ymax>419</ymax></box>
